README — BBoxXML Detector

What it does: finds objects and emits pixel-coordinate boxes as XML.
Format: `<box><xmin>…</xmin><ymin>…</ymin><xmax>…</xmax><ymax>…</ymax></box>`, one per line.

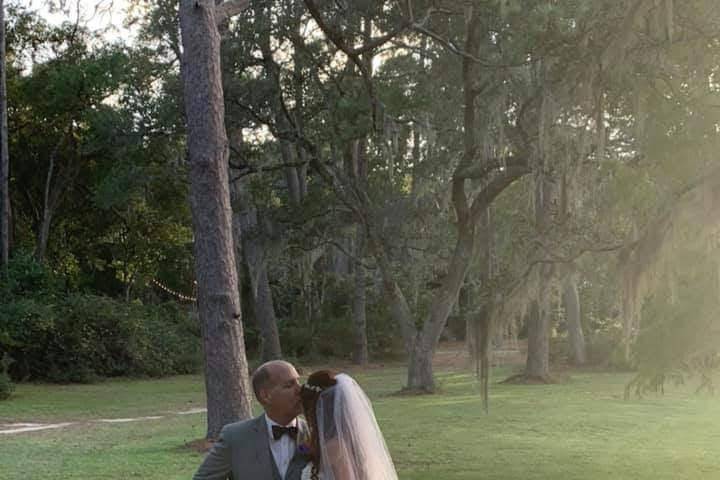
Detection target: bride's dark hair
<box><xmin>300</xmin><ymin>370</ymin><xmax>338</xmax><ymax>480</ymax></box>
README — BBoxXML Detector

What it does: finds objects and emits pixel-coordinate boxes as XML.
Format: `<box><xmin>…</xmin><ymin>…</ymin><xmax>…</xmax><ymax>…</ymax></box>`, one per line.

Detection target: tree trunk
<box><xmin>36</xmin><ymin>207</ymin><xmax>52</xmax><ymax>262</ymax></box>
<box><xmin>235</xmin><ymin>200</ymin><xmax>282</xmax><ymax>362</ymax></box>
<box><xmin>525</xmin><ymin>297</ymin><xmax>550</xmax><ymax>378</ymax></box>
<box><xmin>35</xmin><ymin>138</ymin><xmax>59</xmax><ymax>262</ymax></box>
<box><xmin>352</xmin><ymin>225</ymin><xmax>368</xmax><ymax>365</ymax></box>
<box><xmin>477</xmin><ymin>310</ymin><xmax>491</xmax><ymax>411</ymax></box>
<box><xmin>348</xmin><ymin>136</ymin><xmax>369</xmax><ymax>365</ymax></box>
<box><xmin>398</xmin><ymin>6</ymin><xmax>489</xmax><ymax>390</ymax></box>
<box><xmin>227</xmin><ymin>126</ymin><xmax>282</xmax><ymax>362</ymax></box>
<box><xmin>35</xmin><ymin>133</ymin><xmax>68</xmax><ymax>262</ymax></box>
<box><xmin>562</xmin><ymin>271</ymin><xmax>586</xmax><ymax>365</ymax></box>
<box><xmin>407</xmin><ymin>337</ymin><xmax>434</xmax><ymax>392</ymax></box>
<box><xmin>524</xmin><ymin>169</ymin><xmax>554</xmax><ymax>380</ymax></box>
<box><xmin>179</xmin><ymin>0</ymin><xmax>252</xmax><ymax>439</ymax></box>
<box><xmin>405</xmin><ymin>224</ymin><xmax>476</xmax><ymax>390</ymax></box>
<box><xmin>0</xmin><ymin>0</ymin><xmax>8</xmax><ymax>271</ymax></box>
<box><xmin>251</xmin><ymin>262</ymin><xmax>282</xmax><ymax>361</ymax></box>
<box><xmin>327</xmin><ymin>237</ymin><xmax>351</xmax><ymax>276</ymax></box>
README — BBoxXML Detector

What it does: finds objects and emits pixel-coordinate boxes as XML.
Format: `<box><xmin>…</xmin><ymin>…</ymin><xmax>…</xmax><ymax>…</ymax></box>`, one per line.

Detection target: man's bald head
<box><xmin>251</xmin><ymin>360</ymin><xmax>296</xmax><ymax>403</ymax></box>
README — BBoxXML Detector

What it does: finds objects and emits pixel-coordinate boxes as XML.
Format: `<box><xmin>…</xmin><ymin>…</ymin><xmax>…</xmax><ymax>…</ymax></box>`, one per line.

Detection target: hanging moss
<box><xmin>621</xmin><ymin>169</ymin><xmax>720</xmax><ymax>387</ymax></box>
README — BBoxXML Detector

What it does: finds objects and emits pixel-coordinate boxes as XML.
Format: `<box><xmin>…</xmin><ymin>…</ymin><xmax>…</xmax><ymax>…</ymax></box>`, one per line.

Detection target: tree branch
<box><xmin>469</xmin><ymin>164</ymin><xmax>531</xmax><ymax>223</ymax></box>
<box><xmin>229</xmin><ymin>159</ymin><xmax>309</xmax><ymax>180</ymax></box>
<box><xmin>455</xmin><ymin>155</ymin><xmax>530</xmax><ymax>181</ymax></box>
<box><xmin>215</xmin><ymin>0</ymin><xmax>250</xmax><ymax>24</ymax></box>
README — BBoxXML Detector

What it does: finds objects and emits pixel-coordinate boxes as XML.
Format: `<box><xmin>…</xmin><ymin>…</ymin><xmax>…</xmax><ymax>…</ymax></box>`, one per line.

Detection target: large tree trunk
<box><xmin>403</xmin><ymin>8</ymin><xmax>485</xmax><ymax>392</ymax></box>
<box><xmin>524</xmin><ymin>169</ymin><xmax>554</xmax><ymax>380</ymax></box>
<box><xmin>525</xmin><ymin>297</ymin><xmax>550</xmax><ymax>378</ymax></box>
<box><xmin>179</xmin><ymin>0</ymin><xmax>252</xmax><ymax>440</ymax></box>
<box><xmin>0</xmin><ymin>0</ymin><xmax>8</xmax><ymax>271</ymax></box>
<box><xmin>562</xmin><ymin>270</ymin><xmax>586</xmax><ymax>365</ymax></box>
<box><xmin>405</xmin><ymin>224</ymin><xmax>476</xmax><ymax>391</ymax></box>
<box><xmin>407</xmin><ymin>337</ymin><xmax>434</xmax><ymax>391</ymax></box>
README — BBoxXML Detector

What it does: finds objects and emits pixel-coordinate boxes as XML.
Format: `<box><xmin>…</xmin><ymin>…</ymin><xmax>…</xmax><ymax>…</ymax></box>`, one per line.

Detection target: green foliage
<box><xmin>0</xmin><ymin>372</ymin><xmax>14</xmax><ymax>400</ymax></box>
<box><xmin>0</xmin><ymin>354</ymin><xmax>14</xmax><ymax>400</ymax></box>
<box><xmin>0</xmin><ymin>254</ymin><xmax>201</xmax><ymax>383</ymax></box>
<box><xmin>585</xmin><ymin>330</ymin><xmax>630</xmax><ymax>369</ymax></box>
<box><xmin>4</xmin><ymin>7</ymin><xmax>191</xmax><ymax>302</ymax></box>
<box><xmin>268</xmin><ymin>275</ymin><xmax>401</xmax><ymax>361</ymax></box>
<box><xmin>629</xmin><ymin>249</ymin><xmax>720</xmax><ymax>395</ymax></box>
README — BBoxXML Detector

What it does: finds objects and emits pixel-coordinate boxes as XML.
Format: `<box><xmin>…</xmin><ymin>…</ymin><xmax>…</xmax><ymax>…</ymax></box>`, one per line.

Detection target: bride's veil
<box><xmin>315</xmin><ymin>373</ymin><xmax>398</xmax><ymax>480</ymax></box>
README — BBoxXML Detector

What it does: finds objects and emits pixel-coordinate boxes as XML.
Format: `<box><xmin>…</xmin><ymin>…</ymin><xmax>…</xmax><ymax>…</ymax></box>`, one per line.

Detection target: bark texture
<box><xmin>562</xmin><ymin>271</ymin><xmax>586</xmax><ymax>365</ymax></box>
<box><xmin>179</xmin><ymin>0</ymin><xmax>252</xmax><ymax>439</ymax></box>
<box><xmin>524</xmin><ymin>173</ymin><xmax>554</xmax><ymax>380</ymax></box>
<box><xmin>525</xmin><ymin>298</ymin><xmax>550</xmax><ymax>378</ymax></box>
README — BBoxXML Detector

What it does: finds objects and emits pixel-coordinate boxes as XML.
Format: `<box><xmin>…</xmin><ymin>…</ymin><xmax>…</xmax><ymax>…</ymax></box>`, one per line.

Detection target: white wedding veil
<box><xmin>315</xmin><ymin>373</ymin><xmax>398</xmax><ymax>480</ymax></box>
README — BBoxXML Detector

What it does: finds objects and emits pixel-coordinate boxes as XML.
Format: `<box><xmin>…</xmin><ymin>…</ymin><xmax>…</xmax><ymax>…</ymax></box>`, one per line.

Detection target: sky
<box><xmin>17</xmin><ymin>0</ymin><xmax>135</xmax><ymax>42</ymax></box>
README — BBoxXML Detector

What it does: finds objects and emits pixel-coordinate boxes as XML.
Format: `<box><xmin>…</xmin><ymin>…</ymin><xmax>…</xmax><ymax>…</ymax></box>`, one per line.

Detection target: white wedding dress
<box><xmin>299</xmin><ymin>374</ymin><xmax>397</xmax><ymax>480</ymax></box>
<box><xmin>300</xmin><ymin>462</ymin><xmax>322</xmax><ymax>480</ymax></box>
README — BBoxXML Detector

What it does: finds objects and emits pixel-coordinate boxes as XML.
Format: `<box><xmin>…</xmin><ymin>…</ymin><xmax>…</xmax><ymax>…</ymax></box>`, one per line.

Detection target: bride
<box><xmin>299</xmin><ymin>370</ymin><xmax>398</xmax><ymax>480</ymax></box>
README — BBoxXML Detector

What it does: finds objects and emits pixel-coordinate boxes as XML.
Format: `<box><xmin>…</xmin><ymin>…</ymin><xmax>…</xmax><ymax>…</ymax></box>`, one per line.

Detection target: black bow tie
<box><xmin>272</xmin><ymin>425</ymin><xmax>298</xmax><ymax>441</ymax></box>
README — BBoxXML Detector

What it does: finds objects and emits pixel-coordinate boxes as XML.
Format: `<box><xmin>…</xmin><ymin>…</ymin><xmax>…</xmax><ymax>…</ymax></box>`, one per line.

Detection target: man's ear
<box><xmin>259</xmin><ymin>387</ymin><xmax>272</xmax><ymax>405</ymax></box>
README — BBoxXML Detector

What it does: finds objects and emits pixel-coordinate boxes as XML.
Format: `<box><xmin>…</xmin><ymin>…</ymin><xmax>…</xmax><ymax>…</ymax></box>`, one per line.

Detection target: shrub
<box><xmin>0</xmin><ymin>372</ymin><xmax>14</xmax><ymax>400</ymax></box>
<box><xmin>1</xmin><ymin>293</ymin><xmax>201</xmax><ymax>383</ymax></box>
<box><xmin>0</xmin><ymin>355</ymin><xmax>14</xmax><ymax>400</ymax></box>
<box><xmin>0</xmin><ymin>253</ymin><xmax>201</xmax><ymax>383</ymax></box>
<box><xmin>586</xmin><ymin>327</ymin><xmax>629</xmax><ymax>369</ymax></box>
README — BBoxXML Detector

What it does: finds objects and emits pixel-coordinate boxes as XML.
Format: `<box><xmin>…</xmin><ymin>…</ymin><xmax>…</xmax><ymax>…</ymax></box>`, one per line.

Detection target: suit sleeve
<box><xmin>192</xmin><ymin>425</ymin><xmax>234</xmax><ymax>480</ymax></box>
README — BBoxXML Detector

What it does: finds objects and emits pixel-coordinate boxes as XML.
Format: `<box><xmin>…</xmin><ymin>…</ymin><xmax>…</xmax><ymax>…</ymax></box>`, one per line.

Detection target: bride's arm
<box><xmin>324</xmin><ymin>437</ymin><xmax>355</xmax><ymax>480</ymax></box>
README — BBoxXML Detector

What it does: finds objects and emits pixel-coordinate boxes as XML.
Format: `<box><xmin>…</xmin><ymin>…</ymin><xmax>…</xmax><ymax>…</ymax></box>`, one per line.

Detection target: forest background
<box><xmin>2</xmin><ymin>0</ymin><xmax>720</xmax><ymax>448</ymax></box>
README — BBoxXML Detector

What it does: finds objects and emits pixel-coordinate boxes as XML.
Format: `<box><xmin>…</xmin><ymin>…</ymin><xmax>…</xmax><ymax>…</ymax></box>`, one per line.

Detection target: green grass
<box><xmin>0</xmin><ymin>375</ymin><xmax>207</xmax><ymax>421</ymax></box>
<box><xmin>2</xmin><ymin>367</ymin><xmax>720</xmax><ymax>479</ymax></box>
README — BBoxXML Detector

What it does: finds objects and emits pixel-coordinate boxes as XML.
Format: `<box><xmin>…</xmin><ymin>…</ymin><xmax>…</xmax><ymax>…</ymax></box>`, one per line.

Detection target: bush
<box><xmin>586</xmin><ymin>328</ymin><xmax>630</xmax><ymax>369</ymax></box>
<box><xmin>0</xmin><ymin>372</ymin><xmax>14</xmax><ymax>400</ymax></box>
<box><xmin>0</xmin><ymin>253</ymin><xmax>202</xmax><ymax>383</ymax></box>
<box><xmin>1</xmin><ymin>293</ymin><xmax>201</xmax><ymax>383</ymax></box>
<box><xmin>0</xmin><ymin>354</ymin><xmax>14</xmax><ymax>400</ymax></box>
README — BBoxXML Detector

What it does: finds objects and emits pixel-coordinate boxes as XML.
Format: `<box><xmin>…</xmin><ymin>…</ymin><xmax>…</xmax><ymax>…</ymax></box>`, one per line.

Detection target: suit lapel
<box><xmin>285</xmin><ymin>452</ymin><xmax>309</xmax><ymax>480</ymax></box>
<box><xmin>285</xmin><ymin>418</ymin><xmax>309</xmax><ymax>480</ymax></box>
<box><xmin>253</xmin><ymin>414</ymin><xmax>281</xmax><ymax>480</ymax></box>
<box><xmin>255</xmin><ymin>414</ymin><xmax>308</xmax><ymax>480</ymax></box>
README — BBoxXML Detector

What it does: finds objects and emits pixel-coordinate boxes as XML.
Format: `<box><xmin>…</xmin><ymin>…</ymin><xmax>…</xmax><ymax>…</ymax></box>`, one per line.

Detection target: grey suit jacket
<box><xmin>193</xmin><ymin>414</ymin><xmax>309</xmax><ymax>480</ymax></box>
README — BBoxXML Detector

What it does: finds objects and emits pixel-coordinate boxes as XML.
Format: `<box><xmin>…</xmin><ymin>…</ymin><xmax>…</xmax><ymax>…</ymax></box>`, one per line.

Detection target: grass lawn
<box><xmin>2</xmin><ymin>366</ymin><xmax>720</xmax><ymax>479</ymax></box>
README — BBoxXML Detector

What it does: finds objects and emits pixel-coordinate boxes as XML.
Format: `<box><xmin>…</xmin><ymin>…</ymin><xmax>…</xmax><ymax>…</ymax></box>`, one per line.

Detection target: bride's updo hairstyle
<box><xmin>300</xmin><ymin>370</ymin><xmax>338</xmax><ymax>480</ymax></box>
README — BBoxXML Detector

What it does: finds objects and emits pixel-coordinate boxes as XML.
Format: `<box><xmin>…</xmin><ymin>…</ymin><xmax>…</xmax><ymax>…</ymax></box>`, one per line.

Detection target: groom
<box><xmin>193</xmin><ymin>360</ymin><xmax>309</xmax><ymax>480</ymax></box>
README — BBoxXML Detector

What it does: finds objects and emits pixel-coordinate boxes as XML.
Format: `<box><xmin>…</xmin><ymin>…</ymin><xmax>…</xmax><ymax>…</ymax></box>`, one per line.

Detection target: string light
<box><xmin>149</xmin><ymin>278</ymin><xmax>197</xmax><ymax>303</ymax></box>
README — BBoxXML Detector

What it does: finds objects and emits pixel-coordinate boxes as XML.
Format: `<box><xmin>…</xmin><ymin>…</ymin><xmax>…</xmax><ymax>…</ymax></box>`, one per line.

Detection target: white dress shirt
<box><xmin>266</xmin><ymin>416</ymin><xmax>298</xmax><ymax>479</ymax></box>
